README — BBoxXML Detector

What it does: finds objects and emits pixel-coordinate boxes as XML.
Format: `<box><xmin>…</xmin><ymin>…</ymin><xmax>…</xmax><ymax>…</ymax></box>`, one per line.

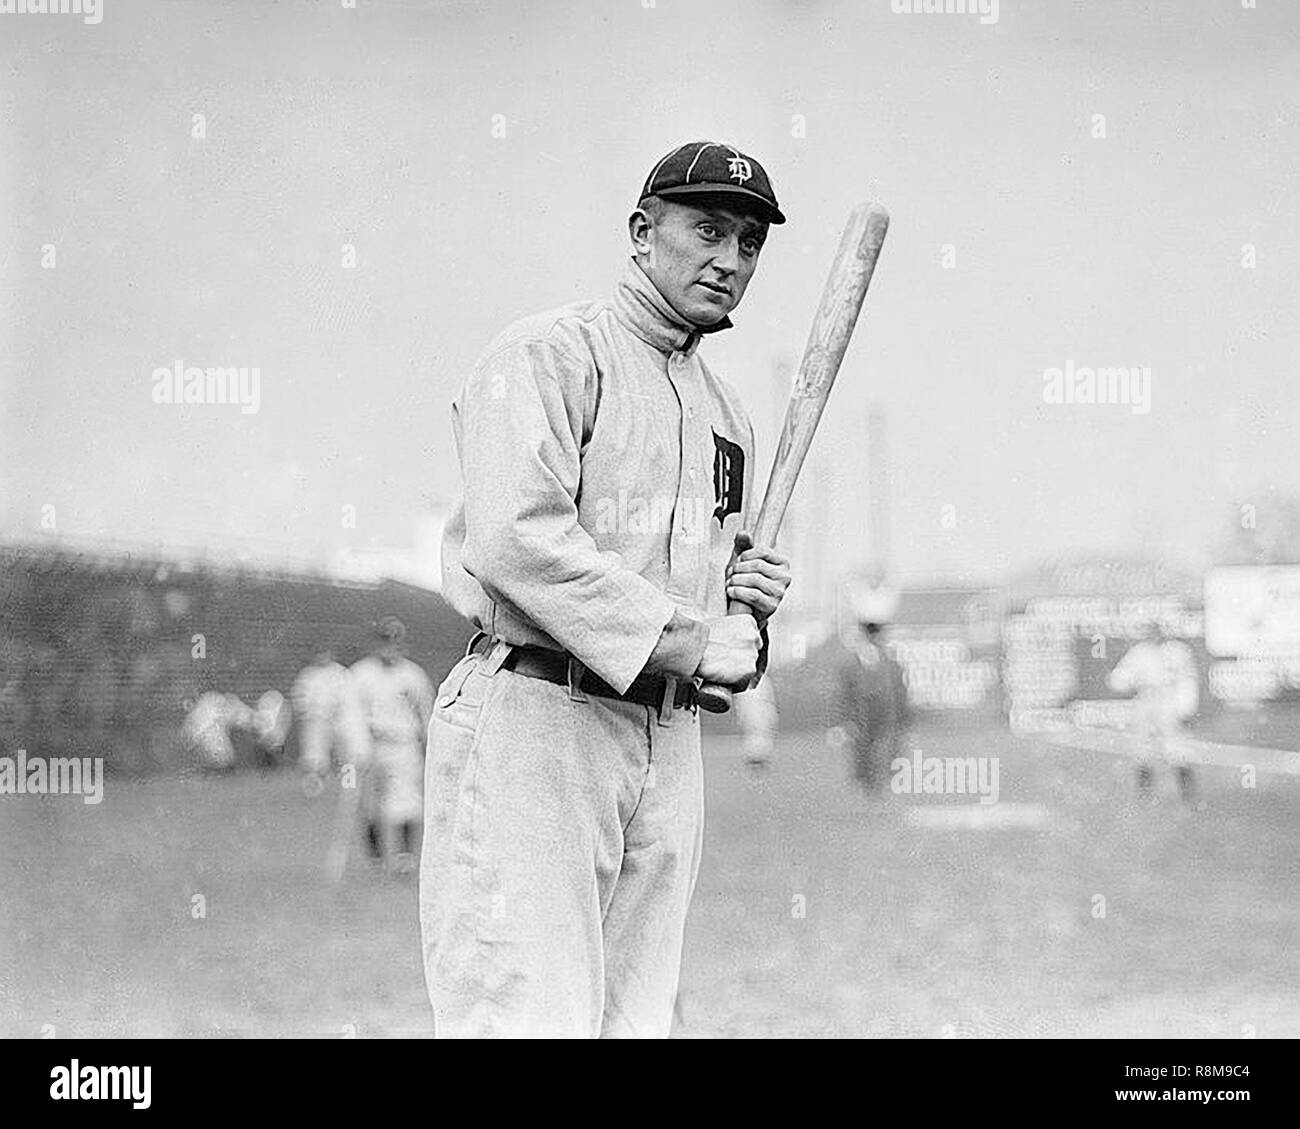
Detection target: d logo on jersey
<box><xmin>712</xmin><ymin>429</ymin><xmax>745</xmax><ymax>527</ymax></box>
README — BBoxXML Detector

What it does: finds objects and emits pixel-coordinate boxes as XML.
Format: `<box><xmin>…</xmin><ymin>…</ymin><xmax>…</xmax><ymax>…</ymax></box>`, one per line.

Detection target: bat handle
<box><xmin>695</xmin><ymin>530</ymin><xmax>766</xmax><ymax>715</ymax></box>
<box><xmin>694</xmin><ymin>596</ymin><xmax>754</xmax><ymax>715</ymax></box>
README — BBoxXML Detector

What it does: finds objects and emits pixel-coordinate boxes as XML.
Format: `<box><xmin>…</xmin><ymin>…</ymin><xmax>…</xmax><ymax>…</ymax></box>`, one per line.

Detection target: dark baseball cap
<box><xmin>639</xmin><ymin>141</ymin><xmax>786</xmax><ymax>225</ymax></box>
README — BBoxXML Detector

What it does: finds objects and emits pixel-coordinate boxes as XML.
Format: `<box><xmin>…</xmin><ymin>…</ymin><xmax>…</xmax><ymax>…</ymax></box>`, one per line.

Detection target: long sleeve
<box><xmin>642</xmin><ymin>609</ymin><xmax>710</xmax><ymax>680</ymax></box>
<box><xmin>454</xmin><ymin>336</ymin><xmax>680</xmax><ymax>693</ymax></box>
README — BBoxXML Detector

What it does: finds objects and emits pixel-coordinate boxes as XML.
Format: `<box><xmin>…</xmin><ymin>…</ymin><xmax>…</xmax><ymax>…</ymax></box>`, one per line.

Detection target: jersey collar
<box><xmin>614</xmin><ymin>258</ymin><xmax>733</xmax><ymax>356</ymax></box>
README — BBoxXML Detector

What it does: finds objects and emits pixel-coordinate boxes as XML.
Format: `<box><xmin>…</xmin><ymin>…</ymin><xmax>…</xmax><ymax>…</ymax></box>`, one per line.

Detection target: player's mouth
<box><xmin>695</xmin><ymin>280</ymin><xmax>731</xmax><ymax>299</ymax></box>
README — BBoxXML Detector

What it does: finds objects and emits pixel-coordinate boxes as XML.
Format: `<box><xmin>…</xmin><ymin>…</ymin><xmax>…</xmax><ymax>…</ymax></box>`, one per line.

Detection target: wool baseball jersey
<box><xmin>290</xmin><ymin>660</ymin><xmax>348</xmax><ymax>724</ymax></box>
<box><xmin>441</xmin><ymin>259</ymin><xmax>759</xmax><ymax>694</ymax></box>
<box><xmin>349</xmin><ymin>655</ymin><xmax>434</xmax><ymax>748</ymax></box>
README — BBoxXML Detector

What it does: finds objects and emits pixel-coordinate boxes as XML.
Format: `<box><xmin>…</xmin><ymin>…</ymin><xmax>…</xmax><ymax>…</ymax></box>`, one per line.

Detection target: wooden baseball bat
<box><xmin>696</xmin><ymin>200</ymin><xmax>891</xmax><ymax>714</ymax></box>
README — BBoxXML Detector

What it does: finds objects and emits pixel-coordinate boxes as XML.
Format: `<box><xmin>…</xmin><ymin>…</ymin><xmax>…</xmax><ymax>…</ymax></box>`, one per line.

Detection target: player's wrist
<box><xmin>644</xmin><ymin>609</ymin><xmax>710</xmax><ymax>680</ymax></box>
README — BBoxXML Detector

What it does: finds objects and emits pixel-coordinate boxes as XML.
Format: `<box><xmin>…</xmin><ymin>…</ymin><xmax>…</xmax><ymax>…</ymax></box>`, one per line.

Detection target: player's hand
<box><xmin>725</xmin><ymin>531</ymin><xmax>792</xmax><ymax>625</ymax></box>
<box><xmin>696</xmin><ymin>614</ymin><xmax>762</xmax><ymax>686</ymax></box>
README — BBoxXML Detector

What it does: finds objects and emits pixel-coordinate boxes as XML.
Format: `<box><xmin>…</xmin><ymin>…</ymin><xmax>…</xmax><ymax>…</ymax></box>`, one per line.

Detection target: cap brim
<box><xmin>653</xmin><ymin>183</ymin><xmax>786</xmax><ymax>224</ymax></box>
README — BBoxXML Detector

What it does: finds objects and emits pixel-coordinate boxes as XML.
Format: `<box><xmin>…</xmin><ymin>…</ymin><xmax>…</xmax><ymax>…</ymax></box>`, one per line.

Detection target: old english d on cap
<box><xmin>639</xmin><ymin>141</ymin><xmax>786</xmax><ymax>224</ymax></box>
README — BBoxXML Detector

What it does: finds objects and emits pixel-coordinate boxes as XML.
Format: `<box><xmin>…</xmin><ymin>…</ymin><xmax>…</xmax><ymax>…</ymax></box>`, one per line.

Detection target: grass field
<box><xmin>3</xmin><ymin>720</ymin><xmax>1298</xmax><ymax>1038</ymax></box>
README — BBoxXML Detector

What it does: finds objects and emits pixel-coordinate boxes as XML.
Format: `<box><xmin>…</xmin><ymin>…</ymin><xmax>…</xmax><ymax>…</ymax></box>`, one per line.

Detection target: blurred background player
<box><xmin>184</xmin><ymin>691</ymin><xmax>255</xmax><ymax>772</ymax></box>
<box><xmin>349</xmin><ymin>617</ymin><xmax>434</xmax><ymax>873</ymax></box>
<box><xmin>1107</xmin><ymin>621</ymin><xmax>1200</xmax><ymax>803</ymax></box>
<box><xmin>290</xmin><ymin>649</ymin><xmax>350</xmax><ymax>796</ymax></box>
<box><xmin>833</xmin><ymin>588</ymin><xmax>910</xmax><ymax>790</ymax></box>
<box><xmin>252</xmin><ymin>689</ymin><xmax>292</xmax><ymax>769</ymax></box>
<box><xmin>734</xmin><ymin>675</ymin><xmax>779</xmax><ymax>771</ymax></box>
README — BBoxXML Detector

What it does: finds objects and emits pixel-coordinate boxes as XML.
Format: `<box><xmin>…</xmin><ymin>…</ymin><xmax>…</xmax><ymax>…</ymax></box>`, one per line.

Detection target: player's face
<box><xmin>635</xmin><ymin>200</ymin><xmax>768</xmax><ymax>326</ymax></box>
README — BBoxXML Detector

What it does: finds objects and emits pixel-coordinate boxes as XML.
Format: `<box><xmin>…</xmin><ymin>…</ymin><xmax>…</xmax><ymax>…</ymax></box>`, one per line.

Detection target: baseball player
<box><xmin>184</xmin><ymin>691</ymin><xmax>254</xmax><ymax>771</ymax></box>
<box><xmin>251</xmin><ymin>688</ymin><xmax>291</xmax><ymax>768</ymax></box>
<box><xmin>422</xmin><ymin>141</ymin><xmax>793</xmax><ymax>1037</ymax></box>
<box><xmin>834</xmin><ymin>617</ymin><xmax>911</xmax><ymax>790</ymax></box>
<box><xmin>350</xmin><ymin>617</ymin><xmax>435</xmax><ymax>873</ymax></box>
<box><xmin>1107</xmin><ymin>621</ymin><xmax>1200</xmax><ymax>802</ymax></box>
<box><xmin>290</xmin><ymin>649</ymin><xmax>349</xmax><ymax>793</ymax></box>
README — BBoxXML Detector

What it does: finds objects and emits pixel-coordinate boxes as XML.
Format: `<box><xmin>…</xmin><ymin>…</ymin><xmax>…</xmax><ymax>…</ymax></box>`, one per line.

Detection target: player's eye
<box><xmin>741</xmin><ymin>238</ymin><xmax>762</xmax><ymax>257</ymax></box>
<box><xmin>697</xmin><ymin>223</ymin><xmax>720</xmax><ymax>240</ymax></box>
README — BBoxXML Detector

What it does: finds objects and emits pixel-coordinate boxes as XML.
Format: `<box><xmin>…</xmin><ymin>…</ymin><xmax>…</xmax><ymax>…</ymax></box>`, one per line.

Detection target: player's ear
<box><xmin>628</xmin><ymin>208</ymin><xmax>654</xmax><ymax>256</ymax></box>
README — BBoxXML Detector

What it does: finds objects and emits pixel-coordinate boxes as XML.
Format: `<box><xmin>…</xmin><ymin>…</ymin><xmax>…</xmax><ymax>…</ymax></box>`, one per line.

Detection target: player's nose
<box><xmin>711</xmin><ymin>236</ymin><xmax>740</xmax><ymax>276</ymax></box>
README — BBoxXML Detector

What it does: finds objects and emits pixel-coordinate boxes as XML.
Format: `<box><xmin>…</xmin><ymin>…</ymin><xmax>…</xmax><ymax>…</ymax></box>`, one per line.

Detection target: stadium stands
<box><xmin>0</xmin><ymin>543</ymin><xmax>472</xmax><ymax>774</ymax></box>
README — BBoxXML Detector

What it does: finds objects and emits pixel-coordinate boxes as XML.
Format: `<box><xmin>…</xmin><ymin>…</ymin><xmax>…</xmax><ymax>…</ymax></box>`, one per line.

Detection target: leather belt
<box><xmin>468</xmin><ymin>635</ymin><xmax>697</xmax><ymax>716</ymax></box>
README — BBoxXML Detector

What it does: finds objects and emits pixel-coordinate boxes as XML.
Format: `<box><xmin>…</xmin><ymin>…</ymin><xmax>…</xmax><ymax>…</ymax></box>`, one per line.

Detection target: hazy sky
<box><xmin>2</xmin><ymin>0</ymin><xmax>1298</xmax><ymax>593</ymax></box>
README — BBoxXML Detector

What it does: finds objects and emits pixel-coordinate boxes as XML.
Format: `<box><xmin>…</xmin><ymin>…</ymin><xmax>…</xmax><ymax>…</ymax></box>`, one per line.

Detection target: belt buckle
<box><xmin>656</xmin><ymin>676</ymin><xmax>678</xmax><ymax>728</ymax></box>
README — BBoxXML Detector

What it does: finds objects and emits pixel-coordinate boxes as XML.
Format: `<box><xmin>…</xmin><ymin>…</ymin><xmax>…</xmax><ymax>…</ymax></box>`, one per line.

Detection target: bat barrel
<box><xmin>753</xmin><ymin>201</ymin><xmax>890</xmax><ymax>547</ymax></box>
<box><xmin>698</xmin><ymin>201</ymin><xmax>890</xmax><ymax>715</ymax></box>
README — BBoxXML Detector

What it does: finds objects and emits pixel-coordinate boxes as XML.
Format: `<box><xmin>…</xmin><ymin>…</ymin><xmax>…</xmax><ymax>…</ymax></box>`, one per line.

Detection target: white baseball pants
<box><xmin>418</xmin><ymin>639</ymin><xmax>704</xmax><ymax>1038</ymax></box>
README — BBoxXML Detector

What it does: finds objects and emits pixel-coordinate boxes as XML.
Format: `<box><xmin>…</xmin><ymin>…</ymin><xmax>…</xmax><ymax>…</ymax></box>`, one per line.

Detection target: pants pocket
<box><xmin>423</xmin><ymin>654</ymin><xmax>504</xmax><ymax>868</ymax></box>
<box><xmin>433</xmin><ymin>655</ymin><xmax>495</xmax><ymax>734</ymax></box>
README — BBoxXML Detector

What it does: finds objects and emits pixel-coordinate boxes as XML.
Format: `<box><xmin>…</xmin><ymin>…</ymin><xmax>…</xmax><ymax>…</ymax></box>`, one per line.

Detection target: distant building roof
<box><xmin>1004</xmin><ymin>554</ymin><xmax>1202</xmax><ymax>607</ymax></box>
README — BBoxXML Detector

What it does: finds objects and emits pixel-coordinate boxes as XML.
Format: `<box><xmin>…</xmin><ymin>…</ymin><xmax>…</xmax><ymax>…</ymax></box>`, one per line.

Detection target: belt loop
<box><xmin>567</xmin><ymin>657</ymin><xmax>589</xmax><ymax>703</ymax></box>
<box><xmin>656</xmin><ymin>676</ymin><xmax>678</xmax><ymax>728</ymax></box>
<box><xmin>464</xmin><ymin>630</ymin><xmax>488</xmax><ymax>658</ymax></box>
<box><xmin>480</xmin><ymin>638</ymin><xmax>512</xmax><ymax>678</ymax></box>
